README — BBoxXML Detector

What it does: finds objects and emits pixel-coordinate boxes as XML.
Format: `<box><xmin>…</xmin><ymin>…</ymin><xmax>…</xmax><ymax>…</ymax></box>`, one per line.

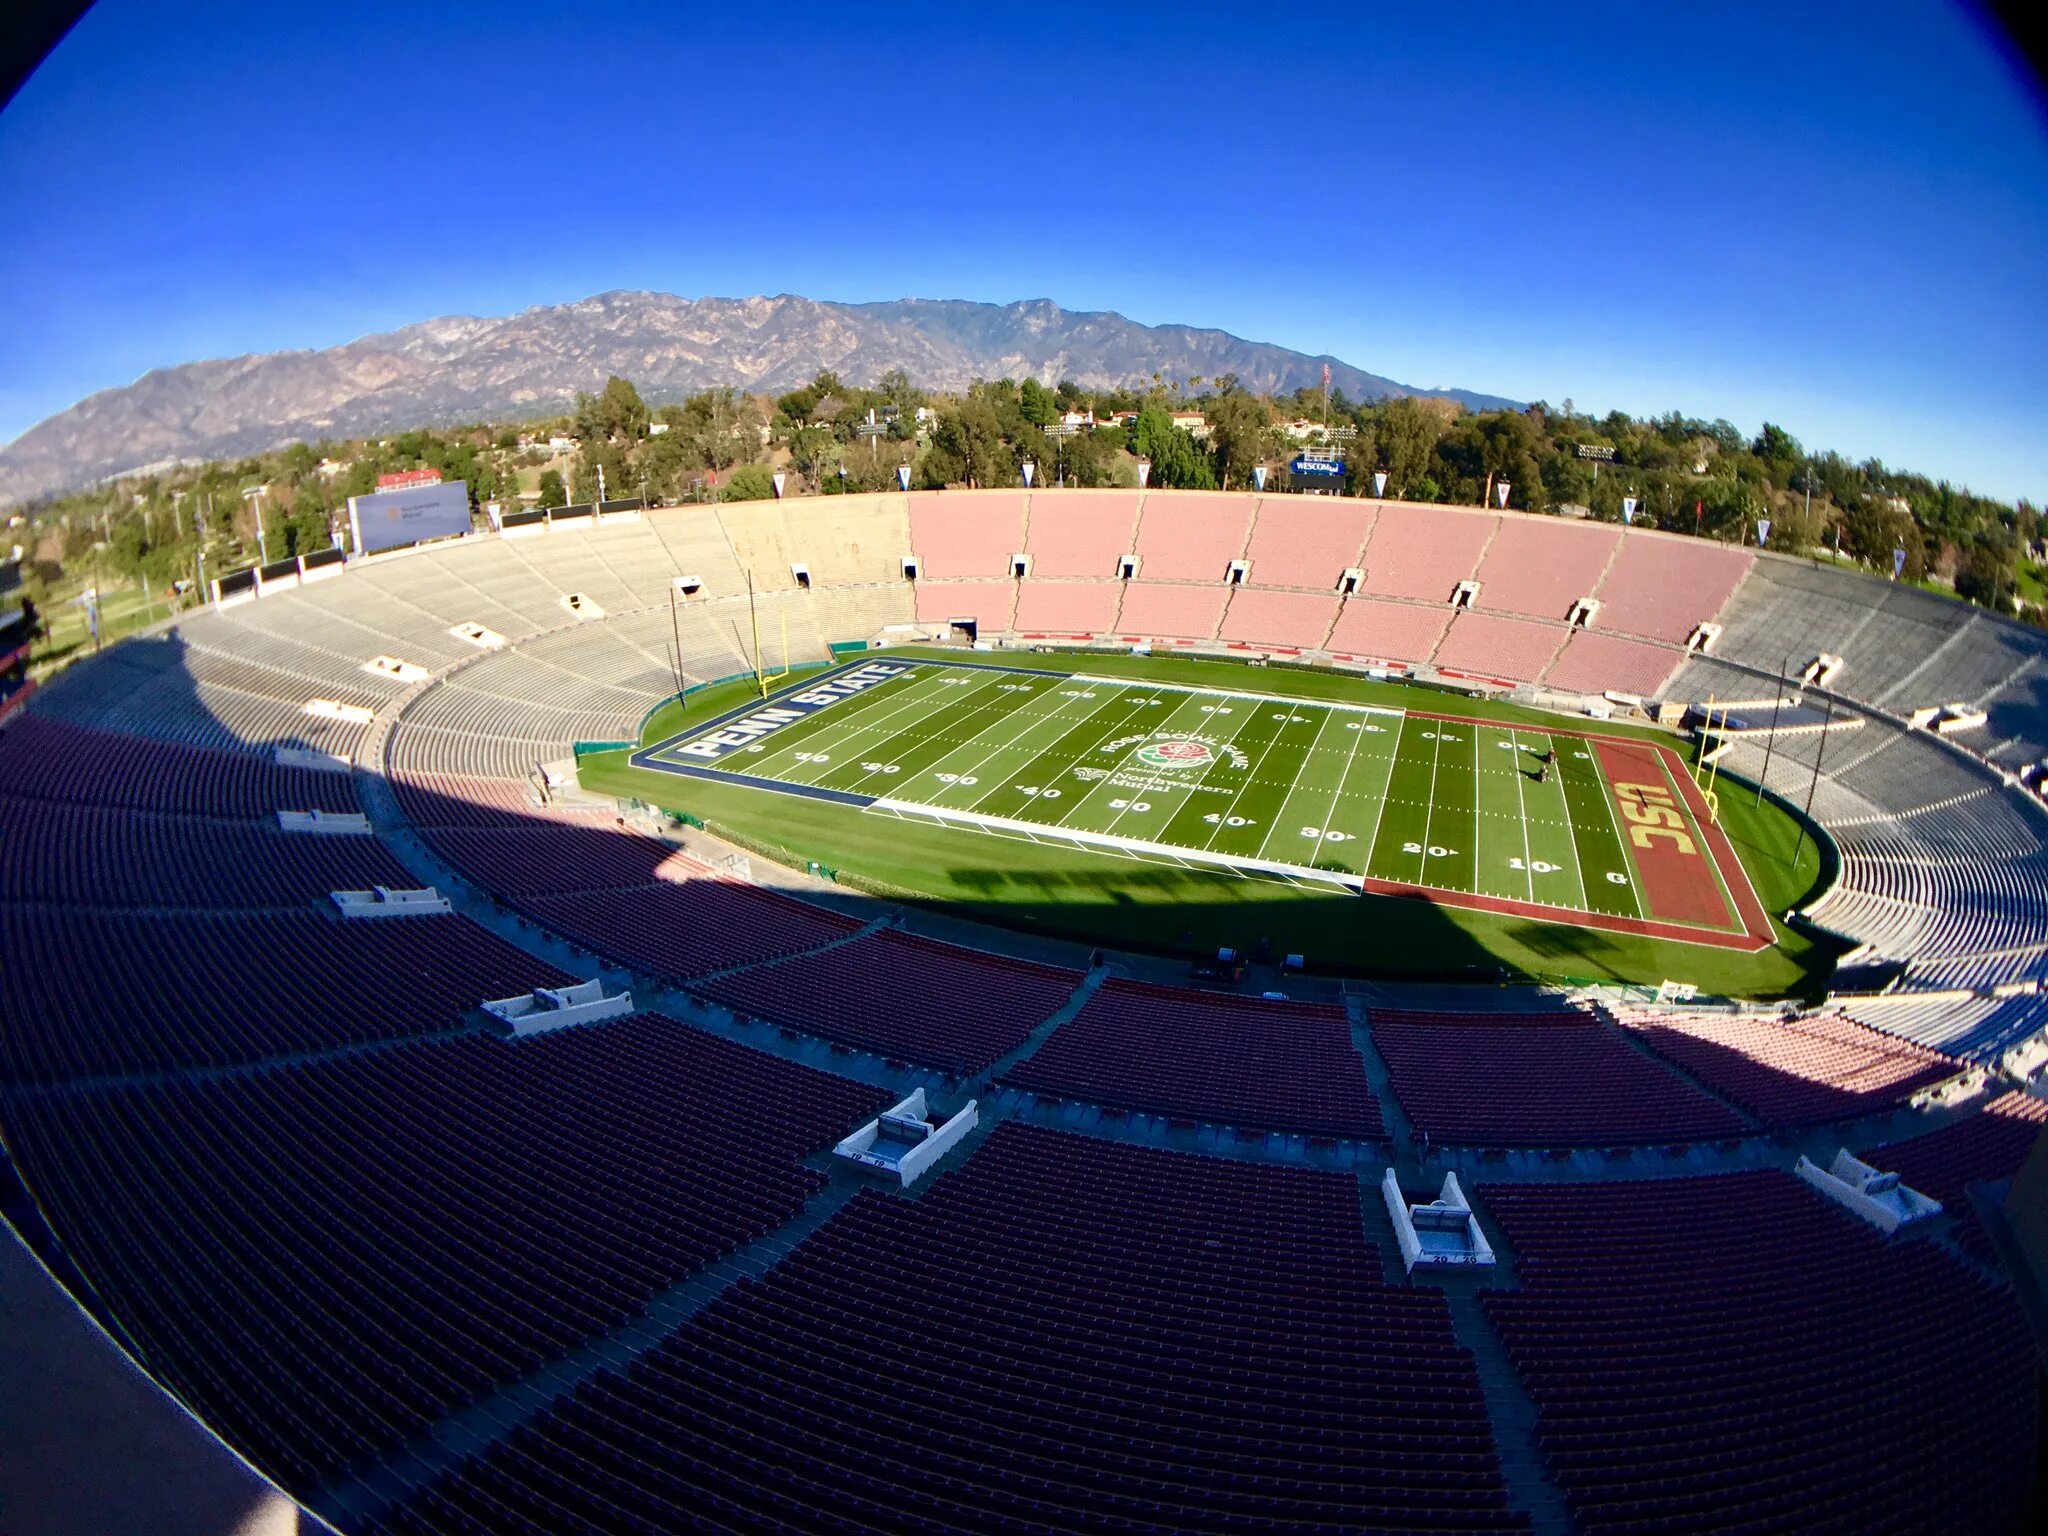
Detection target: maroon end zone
<box><xmin>1401</xmin><ymin>709</ymin><xmax>1778</xmax><ymax>953</ymax></box>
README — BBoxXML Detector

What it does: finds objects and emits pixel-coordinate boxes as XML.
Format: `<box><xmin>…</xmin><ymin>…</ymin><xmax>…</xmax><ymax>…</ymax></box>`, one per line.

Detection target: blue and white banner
<box><xmin>1373</xmin><ymin>471</ymin><xmax>1388</xmax><ymax>496</ymax></box>
<box><xmin>897</xmin><ymin>464</ymin><xmax>912</xmax><ymax>491</ymax></box>
<box><xmin>1252</xmin><ymin>465</ymin><xmax>1268</xmax><ymax>492</ymax></box>
<box><xmin>771</xmin><ymin>472</ymin><xmax>786</xmax><ymax>499</ymax></box>
<box><xmin>1622</xmin><ymin>497</ymin><xmax>1638</xmax><ymax>525</ymax></box>
<box><xmin>1756</xmin><ymin>518</ymin><xmax>1772</xmax><ymax>547</ymax></box>
<box><xmin>1021</xmin><ymin>461</ymin><xmax>1036</xmax><ymax>488</ymax></box>
<box><xmin>1495</xmin><ymin>480</ymin><xmax>1511</xmax><ymax>508</ymax></box>
<box><xmin>1136</xmin><ymin>459</ymin><xmax>1151</xmax><ymax>489</ymax></box>
<box><xmin>1893</xmin><ymin>546</ymin><xmax>1908</xmax><ymax>578</ymax></box>
<box><xmin>347</xmin><ymin>479</ymin><xmax>471</xmax><ymax>555</ymax></box>
<box><xmin>667</xmin><ymin>661</ymin><xmax>913</xmax><ymax>762</ymax></box>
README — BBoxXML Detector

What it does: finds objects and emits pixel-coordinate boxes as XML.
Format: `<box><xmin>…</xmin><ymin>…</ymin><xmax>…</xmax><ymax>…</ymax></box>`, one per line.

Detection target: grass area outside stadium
<box><xmin>578</xmin><ymin>646</ymin><xmax>1840</xmax><ymax>998</ymax></box>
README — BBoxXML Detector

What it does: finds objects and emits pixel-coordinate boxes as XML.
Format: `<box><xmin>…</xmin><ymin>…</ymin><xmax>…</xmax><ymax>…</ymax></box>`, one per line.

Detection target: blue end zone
<box><xmin>625</xmin><ymin>653</ymin><xmax>1076</xmax><ymax>811</ymax></box>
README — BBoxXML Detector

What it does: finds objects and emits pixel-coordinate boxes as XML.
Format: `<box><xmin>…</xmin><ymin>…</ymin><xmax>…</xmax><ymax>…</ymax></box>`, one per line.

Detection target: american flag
<box><xmin>1322</xmin><ymin>362</ymin><xmax>1331</xmax><ymax>389</ymax></box>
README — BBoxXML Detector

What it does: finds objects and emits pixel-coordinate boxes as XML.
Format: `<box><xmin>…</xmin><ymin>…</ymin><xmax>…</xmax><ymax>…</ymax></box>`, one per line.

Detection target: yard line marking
<box><xmin>1070</xmin><ymin>674</ymin><xmax>1402</xmax><ymax>715</ymax></box>
<box><xmin>1200</xmin><ymin>700</ymin><xmax>1312</xmax><ymax>852</ymax></box>
<box><xmin>1587</xmin><ymin>740</ymin><xmax>1650</xmax><ymax>921</ymax></box>
<box><xmin>1249</xmin><ymin>704</ymin><xmax>1341</xmax><ymax>864</ymax></box>
<box><xmin>903</xmin><ymin>674</ymin><xmax>1110</xmax><ymax>797</ymax></box>
<box><xmin>785</xmin><ymin>668</ymin><xmax>1011</xmax><ymax>793</ymax></box>
<box><xmin>728</xmin><ymin>665</ymin><xmax>955</xmax><ymax>782</ymax></box>
<box><xmin>873</xmin><ymin>798</ymin><xmax>1362</xmax><ymax>890</ymax></box>
<box><xmin>1539</xmin><ymin>731</ymin><xmax>1592</xmax><ymax>914</ymax></box>
<box><xmin>1415</xmin><ymin>717</ymin><xmax>1445</xmax><ymax>886</ymax></box>
<box><xmin>1349</xmin><ymin>708</ymin><xmax>1403</xmax><ymax>874</ymax></box>
<box><xmin>951</xmin><ymin>680</ymin><xmax>1162</xmax><ymax>814</ymax></box>
<box><xmin>957</xmin><ymin>680</ymin><xmax>1177</xmax><ymax>819</ymax></box>
<box><xmin>1088</xmin><ymin>685</ymin><xmax>1265</xmax><ymax>843</ymax></box>
<box><xmin>1510</xmin><ymin>730</ymin><xmax>1536</xmax><ymax>903</ymax></box>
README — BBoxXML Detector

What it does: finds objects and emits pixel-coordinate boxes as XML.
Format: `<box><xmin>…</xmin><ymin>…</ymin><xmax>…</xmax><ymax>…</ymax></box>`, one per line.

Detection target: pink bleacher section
<box><xmin>1012</xmin><ymin>581</ymin><xmax>1122</xmax><ymax>635</ymax></box>
<box><xmin>1021</xmin><ymin>490</ymin><xmax>1141</xmax><ymax>577</ymax></box>
<box><xmin>1131</xmin><ymin>493</ymin><xmax>1258</xmax><ymax>581</ymax></box>
<box><xmin>1241</xmin><ymin>498</ymin><xmax>1376</xmax><ymax>589</ymax></box>
<box><xmin>1217</xmin><ymin>587</ymin><xmax>1339</xmax><ymax>651</ymax></box>
<box><xmin>1593</xmin><ymin>531</ymin><xmax>1754</xmax><ymax>643</ymax></box>
<box><xmin>1358</xmin><ymin>505</ymin><xmax>1496</xmax><ymax>602</ymax></box>
<box><xmin>1112</xmin><ymin>583</ymin><xmax>1229</xmax><ymax>641</ymax></box>
<box><xmin>1473</xmin><ymin>516</ymin><xmax>1620</xmax><ymax>620</ymax></box>
<box><xmin>1432</xmin><ymin>611</ymin><xmax>1566</xmax><ymax>683</ymax></box>
<box><xmin>1621</xmin><ymin>1010</ymin><xmax>1965</xmax><ymax>1128</ymax></box>
<box><xmin>915</xmin><ymin>580</ymin><xmax>1015</xmax><ymax>631</ymax></box>
<box><xmin>905</xmin><ymin>491</ymin><xmax>1025</xmax><ymax>578</ymax></box>
<box><xmin>1325</xmin><ymin>597</ymin><xmax>1452</xmax><ymax>664</ymax></box>
<box><xmin>1542</xmin><ymin>630</ymin><xmax>1681</xmax><ymax>697</ymax></box>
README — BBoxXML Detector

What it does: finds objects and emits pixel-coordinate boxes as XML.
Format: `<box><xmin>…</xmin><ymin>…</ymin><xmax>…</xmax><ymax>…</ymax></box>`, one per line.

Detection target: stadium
<box><xmin>4</xmin><ymin>484</ymin><xmax>2048</xmax><ymax>1534</ymax></box>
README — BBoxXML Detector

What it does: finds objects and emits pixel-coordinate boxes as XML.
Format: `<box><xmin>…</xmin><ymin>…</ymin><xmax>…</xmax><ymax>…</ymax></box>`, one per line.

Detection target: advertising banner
<box><xmin>347</xmin><ymin>479</ymin><xmax>471</xmax><ymax>555</ymax></box>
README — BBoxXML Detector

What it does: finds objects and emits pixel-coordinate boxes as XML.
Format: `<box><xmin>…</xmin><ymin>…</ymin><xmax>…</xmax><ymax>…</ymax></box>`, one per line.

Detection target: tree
<box><xmin>1018</xmin><ymin>378</ymin><xmax>1057</xmax><ymax>428</ymax></box>
<box><xmin>535</xmin><ymin>469</ymin><xmax>567</xmax><ymax>509</ymax></box>
<box><xmin>1955</xmin><ymin>541</ymin><xmax>2018</xmax><ymax>609</ymax></box>
<box><xmin>574</xmin><ymin>376</ymin><xmax>650</xmax><ymax>443</ymax></box>
<box><xmin>1204</xmin><ymin>386</ymin><xmax>1271</xmax><ymax>491</ymax></box>
<box><xmin>1377</xmin><ymin>397</ymin><xmax>1443</xmax><ymax>497</ymax></box>
<box><xmin>721</xmin><ymin>464</ymin><xmax>775</xmax><ymax>501</ymax></box>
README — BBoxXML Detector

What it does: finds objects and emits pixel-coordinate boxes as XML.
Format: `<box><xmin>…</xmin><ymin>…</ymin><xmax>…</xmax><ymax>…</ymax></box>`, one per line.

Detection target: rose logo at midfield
<box><xmin>1134</xmin><ymin>739</ymin><xmax>1215</xmax><ymax>770</ymax></box>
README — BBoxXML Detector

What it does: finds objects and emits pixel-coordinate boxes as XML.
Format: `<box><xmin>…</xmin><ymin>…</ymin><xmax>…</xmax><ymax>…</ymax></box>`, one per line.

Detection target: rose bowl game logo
<box><xmin>1134</xmin><ymin>739</ymin><xmax>1215</xmax><ymax>770</ymax></box>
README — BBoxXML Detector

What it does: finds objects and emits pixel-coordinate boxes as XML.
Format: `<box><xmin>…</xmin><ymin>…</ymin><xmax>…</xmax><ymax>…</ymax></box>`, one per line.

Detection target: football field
<box><xmin>633</xmin><ymin>657</ymin><xmax>1773</xmax><ymax>950</ymax></box>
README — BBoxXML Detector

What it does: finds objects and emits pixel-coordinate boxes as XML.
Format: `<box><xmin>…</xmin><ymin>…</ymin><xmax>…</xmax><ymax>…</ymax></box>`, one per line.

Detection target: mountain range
<box><xmin>0</xmin><ymin>292</ymin><xmax>1519</xmax><ymax>506</ymax></box>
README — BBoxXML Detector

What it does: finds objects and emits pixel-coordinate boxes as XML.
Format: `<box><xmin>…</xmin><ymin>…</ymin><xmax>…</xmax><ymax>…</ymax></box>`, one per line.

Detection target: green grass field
<box><xmin>581</xmin><ymin>648</ymin><xmax>1839</xmax><ymax>997</ymax></box>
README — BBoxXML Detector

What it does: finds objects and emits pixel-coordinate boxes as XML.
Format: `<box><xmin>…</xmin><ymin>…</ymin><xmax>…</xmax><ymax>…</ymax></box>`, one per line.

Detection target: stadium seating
<box><xmin>521</xmin><ymin>873</ymin><xmax>862</xmax><ymax>983</ymax></box>
<box><xmin>1002</xmin><ymin>980</ymin><xmax>1382</xmax><ymax>1137</ymax></box>
<box><xmin>1111</xmin><ymin>581</ymin><xmax>1230</xmax><ymax>641</ymax></box>
<box><xmin>906</xmin><ymin>491</ymin><xmax>1025</xmax><ymax>578</ymax></box>
<box><xmin>1010</xmin><ymin>580</ymin><xmax>1121</xmax><ymax>635</ymax></box>
<box><xmin>0</xmin><ymin>1015</ymin><xmax>887</xmax><ymax>1489</ymax></box>
<box><xmin>372</xmin><ymin>1125</ymin><xmax>1522</xmax><ymax>1536</ymax></box>
<box><xmin>10</xmin><ymin>488</ymin><xmax>2048</xmax><ymax>1536</ymax></box>
<box><xmin>0</xmin><ymin>907</ymin><xmax>573</xmax><ymax>1085</ymax></box>
<box><xmin>1873</xmin><ymin>1090</ymin><xmax>2048</xmax><ymax>1262</ymax></box>
<box><xmin>915</xmin><ymin>579</ymin><xmax>1015</xmax><ymax>632</ymax></box>
<box><xmin>1617</xmin><ymin>1009</ymin><xmax>1965</xmax><ymax>1128</ymax></box>
<box><xmin>0</xmin><ymin>715</ymin><xmax>360</xmax><ymax>816</ymax></box>
<box><xmin>720</xmin><ymin>495</ymin><xmax>912</xmax><ymax>588</ymax></box>
<box><xmin>1481</xmin><ymin>1171</ymin><xmax>2035</xmax><ymax>1536</ymax></box>
<box><xmin>1590</xmin><ymin>532</ymin><xmax>1751</xmax><ymax>645</ymax></box>
<box><xmin>1540</xmin><ymin>631</ymin><xmax>1681</xmax><ymax>698</ymax></box>
<box><xmin>698</xmin><ymin>930</ymin><xmax>1080</xmax><ymax>1074</ymax></box>
<box><xmin>1431</xmin><ymin>612</ymin><xmax>1567</xmax><ymax>684</ymax></box>
<box><xmin>1020</xmin><ymin>488</ymin><xmax>1141</xmax><ymax>577</ymax></box>
<box><xmin>1130</xmin><ymin>492</ymin><xmax>1258</xmax><ymax>581</ymax></box>
<box><xmin>1325</xmin><ymin>596</ymin><xmax>1453</xmax><ymax>664</ymax></box>
<box><xmin>1357</xmin><ymin>504</ymin><xmax>1495</xmax><ymax>603</ymax></box>
<box><xmin>1240</xmin><ymin>496</ymin><xmax>1376</xmax><ymax>589</ymax></box>
<box><xmin>1216</xmin><ymin>586</ymin><xmax>1340</xmax><ymax>651</ymax></box>
<box><xmin>0</xmin><ymin>796</ymin><xmax>416</xmax><ymax>909</ymax></box>
<box><xmin>1370</xmin><ymin>1010</ymin><xmax>1747</xmax><ymax>1145</ymax></box>
<box><xmin>1473</xmin><ymin>516</ymin><xmax>1619</xmax><ymax>621</ymax></box>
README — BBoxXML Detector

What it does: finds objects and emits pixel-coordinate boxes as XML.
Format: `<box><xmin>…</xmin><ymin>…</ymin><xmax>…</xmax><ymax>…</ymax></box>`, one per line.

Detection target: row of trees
<box><xmin>13</xmin><ymin>370</ymin><xmax>2041</xmax><ymax>629</ymax></box>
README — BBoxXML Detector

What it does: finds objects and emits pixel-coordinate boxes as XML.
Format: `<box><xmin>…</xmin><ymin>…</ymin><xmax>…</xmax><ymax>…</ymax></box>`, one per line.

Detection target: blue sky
<box><xmin>2</xmin><ymin>0</ymin><xmax>2045</xmax><ymax>501</ymax></box>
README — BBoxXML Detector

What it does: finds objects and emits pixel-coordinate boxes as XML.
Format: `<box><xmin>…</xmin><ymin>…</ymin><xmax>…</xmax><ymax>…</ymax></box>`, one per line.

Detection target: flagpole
<box><xmin>1756</xmin><ymin>652</ymin><xmax>1789</xmax><ymax>810</ymax></box>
